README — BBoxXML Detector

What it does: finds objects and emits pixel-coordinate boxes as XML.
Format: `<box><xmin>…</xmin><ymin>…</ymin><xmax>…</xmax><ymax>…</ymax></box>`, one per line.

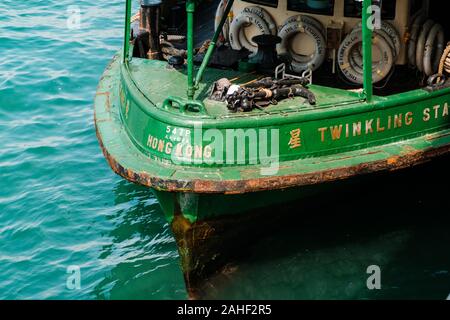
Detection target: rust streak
<box><xmin>426</xmin><ymin>131</ymin><xmax>450</xmax><ymax>141</ymax></box>
<box><xmin>95</xmin><ymin>120</ymin><xmax>450</xmax><ymax>194</ymax></box>
<box><xmin>316</xmin><ymin>150</ymin><xmax>383</xmax><ymax>164</ymax></box>
<box><xmin>96</xmin><ymin>91</ymin><xmax>111</xmax><ymax>112</ymax></box>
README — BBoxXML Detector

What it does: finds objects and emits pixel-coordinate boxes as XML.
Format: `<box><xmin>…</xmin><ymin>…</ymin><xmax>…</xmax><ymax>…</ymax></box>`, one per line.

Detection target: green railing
<box><xmin>122</xmin><ymin>0</ymin><xmax>374</xmax><ymax>103</ymax></box>
<box><xmin>192</xmin><ymin>0</ymin><xmax>235</xmax><ymax>97</ymax></box>
<box><xmin>123</xmin><ymin>0</ymin><xmax>132</xmax><ymax>63</ymax></box>
<box><xmin>362</xmin><ymin>0</ymin><xmax>373</xmax><ymax>103</ymax></box>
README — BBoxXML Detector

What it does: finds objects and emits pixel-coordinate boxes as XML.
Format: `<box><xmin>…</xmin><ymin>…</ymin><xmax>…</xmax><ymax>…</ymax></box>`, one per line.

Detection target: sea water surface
<box><xmin>1</xmin><ymin>0</ymin><xmax>450</xmax><ymax>300</ymax></box>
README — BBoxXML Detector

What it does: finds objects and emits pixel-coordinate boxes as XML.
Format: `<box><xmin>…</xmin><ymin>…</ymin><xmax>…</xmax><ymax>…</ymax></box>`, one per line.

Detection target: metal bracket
<box><xmin>275</xmin><ymin>63</ymin><xmax>313</xmax><ymax>85</ymax></box>
<box><xmin>162</xmin><ymin>96</ymin><xmax>207</xmax><ymax>115</ymax></box>
<box><xmin>425</xmin><ymin>74</ymin><xmax>450</xmax><ymax>92</ymax></box>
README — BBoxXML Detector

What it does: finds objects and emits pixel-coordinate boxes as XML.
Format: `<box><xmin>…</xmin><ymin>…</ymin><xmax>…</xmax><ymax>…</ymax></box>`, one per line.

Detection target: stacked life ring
<box><xmin>337</xmin><ymin>21</ymin><xmax>399</xmax><ymax>85</ymax></box>
<box><xmin>407</xmin><ymin>14</ymin><xmax>445</xmax><ymax>76</ymax></box>
<box><xmin>277</xmin><ymin>15</ymin><xmax>327</xmax><ymax>73</ymax></box>
<box><xmin>407</xmin><ymin>13</ymin><xmax>427</xmax><ymax>67</ymax></box>
<box><xmin>229</xmin><ymin>6</ymin><xmax>276</xmax><ymax>54</ymax></box>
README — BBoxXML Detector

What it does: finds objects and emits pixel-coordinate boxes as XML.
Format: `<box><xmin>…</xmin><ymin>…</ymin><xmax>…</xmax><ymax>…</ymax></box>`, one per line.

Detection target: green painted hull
<box><xmin>95</xmin><ymin>53</ymin><xmax>450</xmax><ymax>296</ymax></box>
<box><xmin>95</xmin><ymin>53</ymin><xmax>450</xmax><ymax>222</ymax></box>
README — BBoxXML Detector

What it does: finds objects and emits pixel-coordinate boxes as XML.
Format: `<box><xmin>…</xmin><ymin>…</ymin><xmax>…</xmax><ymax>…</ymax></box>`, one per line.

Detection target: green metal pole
<box><xmin>186</xmin><ymin>0</ymin><xmax>196</xmax><ymax>100</ymax></box>
<box><xmin>362</xmin><ymin>0</ymin><xmax>373</xmax><ymax>103</ymax></box>
<box><xmin>194</xmin><ymin>0</ymin><xmax>234</xmax><ymax>88</ymax></box>
<box><xmin>123</xmin><ymin>0</ymin><xmax>132</xmax><ymax>63</ymax></box>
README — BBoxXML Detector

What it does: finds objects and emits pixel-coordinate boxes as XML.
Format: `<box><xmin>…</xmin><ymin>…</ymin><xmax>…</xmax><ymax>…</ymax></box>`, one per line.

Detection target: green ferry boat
<box><xmin>95</xmin><ymin>0</ymin><xmax>450</xmax><ymax>296</ymax></box>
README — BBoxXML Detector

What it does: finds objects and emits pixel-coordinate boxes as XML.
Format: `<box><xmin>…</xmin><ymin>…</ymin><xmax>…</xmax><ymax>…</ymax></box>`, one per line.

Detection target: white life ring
<box><xmin>280</xmin><ymin>15</ymin><xmax>326</xmax><ymax>66</ymax></box>
<box><xmin>237</xmin><ymin>6</ymin><xmax>277</xmax><ymax>53</ymax></box>
<box><xmin>353</xmin><ymin>21</ymin><xmax>400</xmax><ymax>58</ymax></box>
<box><xmin>277</xmin><ymin>19</ymin><xmax>326</xmax><ymax>72</ymax></box>
<box><xmin>349</xmin><ymin>27</ymin><xmax>397</xmax><ymax>68</ymax></box>
<box><xmin>338</xmin><ymin>31</ymin><xmax>394</xmax><ymax>84</ymax></box>
<box><xmin>348</xmin><ymin>43</ymin><xmax>365</xmax><ymax>73</ymax></box>
<box><xmin>416</xmin><ymin>19</ymin><xmax>435</xmax><ymax>72</ymax></box>
<box><xmin>280</xmin><ymin>14</ymin><xmax>326</xmax><ymax>37</ymax></box>
<box><xmin>424</xmin><ymin>23</ymin><xmax>445</xmax><ymax>76</ymax></box>
<box><xmin>348</xmin><ymin>43</ymin><xmax>390</xmax><ymax>78</ymax></box>
<box><xmin>214</xmin><ymin>0</ymin><xmax>230</xmax><ymax>43</ymax></box>
<box><xmin>380</xmin><ymin>21</ymin><xmax>401</xmax><ymax>58</ymax></box>
<box><xmin>229</xmin><ymin>11</ymin><xmax>271</xmax><ymax>53</ymax></box>
<box><xmin>241</xmin><ymin>6</ymin><xmax>277</xmax><ymax>35</ymax></box>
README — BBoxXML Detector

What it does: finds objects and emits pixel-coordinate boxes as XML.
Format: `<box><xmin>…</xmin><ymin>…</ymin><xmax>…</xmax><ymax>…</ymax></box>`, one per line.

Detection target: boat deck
<box><xmin>128</xmin><ymin>58</ymin><xmax>364</xmax><ymax>118</ymax></box>
<box><xmin>96</xmin><ymin>54</ymin><xmax>450</xmax><ymax>194</ymax></box>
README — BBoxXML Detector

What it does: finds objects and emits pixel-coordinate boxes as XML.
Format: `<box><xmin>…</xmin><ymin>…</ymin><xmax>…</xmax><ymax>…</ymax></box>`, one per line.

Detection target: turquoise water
<box><xmin>0</xmin><ymin>0</ymin><xmax>184</xmax><ymax>299</ymax></box>
<box><xmin>1</xmin><ymin>0</ymin><xmax>450</xmax><ymax>300</ymax></box>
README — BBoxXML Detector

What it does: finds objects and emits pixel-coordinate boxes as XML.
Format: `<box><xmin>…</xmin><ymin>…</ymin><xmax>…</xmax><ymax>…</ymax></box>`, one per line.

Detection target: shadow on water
<box><xmin>94</xmin><ymin>155</ymin><xmax>450</xmax><ymax>300</ymax></box>
<box><xmin>93</xmin><ymin>180</ymin><xmax>186</xmax><ymax>300</ymax></box>
<box><xmin>199</xmin><ymin>155</ymin><xmax>450</xmax><ymax>300</ymax></box>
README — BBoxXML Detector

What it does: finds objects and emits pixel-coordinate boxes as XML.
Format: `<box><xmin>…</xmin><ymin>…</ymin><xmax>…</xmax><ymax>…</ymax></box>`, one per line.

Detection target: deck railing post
<box><xmin>194</xmin><ymin>0</ymin><xmax>235</xmax><ymax>88</ymax></box>
<box><xmin>186</xmin><ymin>0</ymin><xmax>196</xmax><ymax>100</ymax></box>
<box><xmin>362</xmin><ymin>0</ymin><xmax>373</xmax><ymax>103</ymax></box>
<box><xmin>123</xmin><ymin>0</ymin><xmax>132</xmax><ymax>63</ymax></box>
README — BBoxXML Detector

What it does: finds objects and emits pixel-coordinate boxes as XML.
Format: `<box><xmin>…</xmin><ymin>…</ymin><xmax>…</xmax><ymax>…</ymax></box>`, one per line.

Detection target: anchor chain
<box><xmin>222</xmin><ymin>77</ymin><xmax>316</xmax><ymax>112</ymax></box>
<box><xmin>211</xmin><ymin>77</ymin><xmax>316</xmax><ymax>112</ymax></box>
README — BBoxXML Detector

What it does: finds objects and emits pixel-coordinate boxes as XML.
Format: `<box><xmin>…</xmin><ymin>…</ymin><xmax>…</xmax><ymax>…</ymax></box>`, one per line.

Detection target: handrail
<box><xmin>186</xmin><ymin>0</ymin><xmax>196</xmax><ymax>100</ymax></box>
<box><xmin>362</xmin><ymin>0</ymin><xmax>373</xmax><ymax>103</ymax></box>
<box><xmin>194</xmin><ymin>0</ymin><xmax>235</xmax><ymax>89</ymax></box>
<box><xmin>123</xmin><ymin>0</ymin><xmax>374</xmax><ymax>104</ymax></box>
<box><xmin>123</xmin><ymin>0</ymin><xmax>132</xmax><ymax>63</ymax></box>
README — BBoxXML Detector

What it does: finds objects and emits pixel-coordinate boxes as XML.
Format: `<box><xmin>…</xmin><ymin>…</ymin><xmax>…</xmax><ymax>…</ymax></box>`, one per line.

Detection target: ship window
<box><xmin>287</xmin><ymin>0</ymin><xmax>335</xmax><ymax>16</ymax></box>
<box><xmin>242</xmin><ymin>0</ymin><xmax>278</xmax><ymax>8</ymax></box>
<box><xmin>344</xmin><ymin>0</ymin><xmax>397</xmax><ymax>20</ymax></box>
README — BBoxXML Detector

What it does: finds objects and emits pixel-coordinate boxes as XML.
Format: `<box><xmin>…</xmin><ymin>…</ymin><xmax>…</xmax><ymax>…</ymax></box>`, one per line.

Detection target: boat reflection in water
<box><xmin>93</xmin><ymin>155</ymin><xmax>450</xmax><ymax>299</ymax></box>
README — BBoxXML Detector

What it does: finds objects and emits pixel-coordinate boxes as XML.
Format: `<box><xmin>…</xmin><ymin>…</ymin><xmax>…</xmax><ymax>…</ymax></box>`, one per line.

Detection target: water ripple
<box><xmin>2</xmin><ymin>0</ymin><xmax>450</xmax><ymax>301</ymax></box>
<box><xmin>0</xmin><ymin>0</ymin><xmax>186</xmax><ymax>300</ymax></box>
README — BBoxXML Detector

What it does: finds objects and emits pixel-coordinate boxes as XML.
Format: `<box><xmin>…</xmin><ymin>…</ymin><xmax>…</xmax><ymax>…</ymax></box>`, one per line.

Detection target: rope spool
<box><xmin>437</xmin><ymin>43</ymin><xmax>450</xmax><ymax>76</ymax></box>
